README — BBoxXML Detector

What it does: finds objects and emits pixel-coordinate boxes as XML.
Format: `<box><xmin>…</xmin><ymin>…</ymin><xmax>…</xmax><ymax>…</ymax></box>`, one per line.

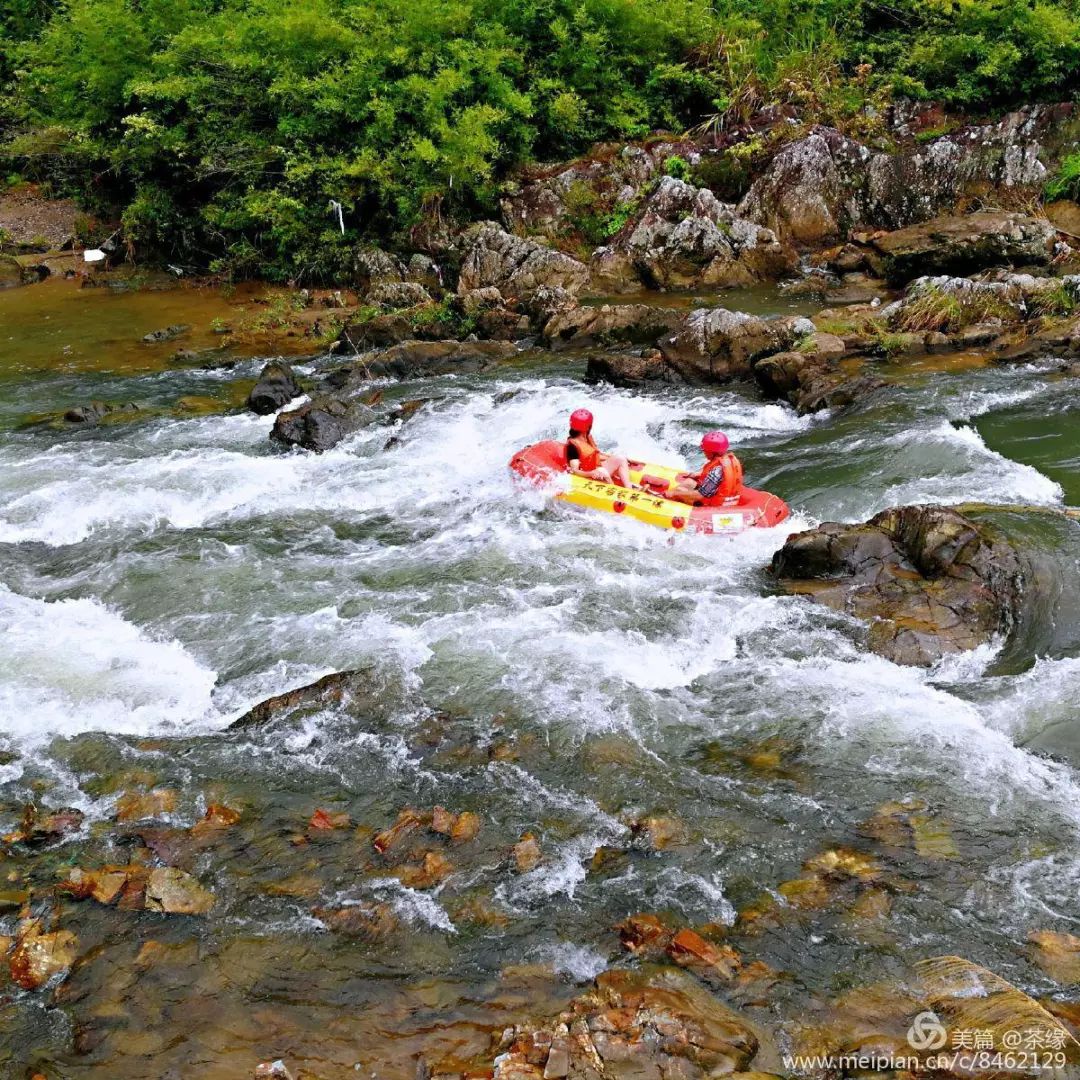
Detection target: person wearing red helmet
<box><xmin>565</xmin><ymin>408</ymin><xmax>633</xmax><ymax>488</ymax></box>
<box><xmin>670</xmin><ymin>431</ymin><xmax>744</xmax><ymax>507</ymax></box>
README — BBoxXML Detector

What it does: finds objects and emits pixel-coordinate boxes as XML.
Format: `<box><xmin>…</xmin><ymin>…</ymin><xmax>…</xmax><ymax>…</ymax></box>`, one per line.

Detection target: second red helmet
<box><xmin>569</xmin><ymin>408</ymin><xmax>594</xmax><ymax>432</ymax></box>
<box><xmin>701</xmin><ymin>430</ymin><xmax>730</xmax><ymax>456</ymax></box>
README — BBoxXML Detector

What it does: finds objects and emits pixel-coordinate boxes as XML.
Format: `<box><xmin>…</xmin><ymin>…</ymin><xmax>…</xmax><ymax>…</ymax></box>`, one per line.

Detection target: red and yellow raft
<box><xmin>509</xmin><ymin>440</ymin><xmax>789</xmax><ymax>534</ymax></box>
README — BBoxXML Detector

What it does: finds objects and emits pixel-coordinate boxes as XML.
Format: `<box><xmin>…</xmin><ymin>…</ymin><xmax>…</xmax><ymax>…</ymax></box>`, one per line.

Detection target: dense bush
<box><xmin>3</xmin><ymin>0</ymin><xmax>1078</xmax><ymax>278</ymax></box>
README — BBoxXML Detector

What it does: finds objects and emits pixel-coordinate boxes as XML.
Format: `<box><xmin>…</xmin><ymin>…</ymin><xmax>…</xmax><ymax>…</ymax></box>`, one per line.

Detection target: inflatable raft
<box><xmin>509</xmin><ymin>440</ymin><xmax>789</xmax><ymax>534</ymax></box>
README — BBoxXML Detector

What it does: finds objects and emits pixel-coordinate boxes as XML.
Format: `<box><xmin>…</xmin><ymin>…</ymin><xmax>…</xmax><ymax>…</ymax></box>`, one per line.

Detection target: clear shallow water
<box><xmin>1</xmin><ymin>283</ymin><xmax>1079</xmax><ymax>1077</ymax></box>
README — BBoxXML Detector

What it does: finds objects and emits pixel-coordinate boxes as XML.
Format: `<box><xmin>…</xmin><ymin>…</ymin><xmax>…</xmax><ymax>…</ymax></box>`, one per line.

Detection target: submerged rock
<box><xmin>9</xmin><ymin>919</ymin><xmax>79</xmax><ymax>990</ymax></box>
<box><xmin>771</xmin><ymin>505</ymin><xmax>1025</xmax><ymax>666</ymax></box>
<box><xmin>142</xmin><ymin>324</ymin><xmax>191</xmax><ymax>344</ymax></box>
<box><xmin>247</xmin><ymin>361</ymin><xmax>302</xmax><ymax>415</ymax></box>
<box><xmin>486</xmin><ymin>967</ymin><xmax>759</xmax><ymax>1080</ymax></box>
<box><xmin>270</xmin><ymin>395</ymin><xmax>375</xmax><ymax>452</ymax></box>
<box><xmin>229</xmin><ymin>670</ymin><xmax>378</xmax><ymax>729</ymax></box>
<box><xmin>144</xmin><ymin>867</ymin><xmax>216</xmax><ymax>915</ymax></box>
<box><xmin>62</xmin><ymin>401</ymin><xmax>140</xmax><ymax>425</ymax></box>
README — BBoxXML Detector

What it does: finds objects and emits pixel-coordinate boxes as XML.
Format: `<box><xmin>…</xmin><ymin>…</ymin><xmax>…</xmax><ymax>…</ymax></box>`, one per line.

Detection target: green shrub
<box><xmin>1046</xmin><ymin>153</ymin><xmax>1080</xmax><ymax>203</ymax></box>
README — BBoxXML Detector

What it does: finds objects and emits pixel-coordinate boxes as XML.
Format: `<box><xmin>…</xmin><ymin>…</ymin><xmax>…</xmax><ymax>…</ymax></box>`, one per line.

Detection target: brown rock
<box><xmin>513</xmin><ymin>833</ymin><xmax>542</xmax><ymax>873</ymax></box>
<box><xmin>397</xmin><ymin>851</ymin><xmax>454</xmax><ymax>890</ymax></box>
<box><xmin>771</xmin><ymin>505</ymin><xmax>1026</xmax><ymax>666</ymax></box>
<box><xmin>115</xmin><ymin>788</ymin><xmax>177</xmax><ymax>822</ymax></box>
<box><xmin>230</xmin><ymin>670</ymin><xmax>378</xmax><ymax>729</ymax></box>
<box><xmin>308</xmin><ymin>808</ymin><xmax>350</xmax><ymax>832</ymax></box>
<box><xmin>9</xmin><ymin>920</ymin><xmax>78</xmax><ymax>990</ymax></box>
<box><xmin>1029</xmin><ymin>930</ymin><xmax>1080</xmax><ymax>985</ymax></box>
<box><xmin>617</xmin><ymin>913</ymin><xmax>673</xmax><ymax>955</ymax></box>
<box><xmin>314</xmin><ymin>901</ymin><xmax>398</xmax><ymax>939</ymax></box>
<box><xmin>59</xmin><ymin>868</ymin><xmax>128</xmax><ymax>905</ymax></box>
<box><xmin>666</xmin><ymin>928</ymin><xmax>740</xmax><ymax>981</ymax></box>
<box><xmin>144</xmin><ymin>867</ymin><xmax>216</xmax><ymax>915</ymax></box>
<box><xmin>450</xmin><ymin>811</ymin><xmax>481</xmax><ymax>844</ymax></box>
<box><xmin>374</xmin><ymin>808</ymin><xmax>429</xmax><ymax>854</ymax></box>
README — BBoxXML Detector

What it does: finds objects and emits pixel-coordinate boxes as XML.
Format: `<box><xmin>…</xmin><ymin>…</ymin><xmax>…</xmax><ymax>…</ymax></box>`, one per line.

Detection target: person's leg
<box><xmin>668</xmin><ymin>479</ymin><xmax>700</xmax><ymax>505</ymax></box>
<box><xmin>605</xmin><ymin>455</ymin><xmax>633</xmax><ymax>487</ymax></box>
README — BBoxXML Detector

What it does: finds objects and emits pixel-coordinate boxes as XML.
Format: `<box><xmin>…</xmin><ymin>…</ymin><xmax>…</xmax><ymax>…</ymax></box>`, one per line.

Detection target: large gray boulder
<box><xmin>457</xmin><ymin>223</ymin><xmax>591</xmax><ymax>300</ymax></box>
<box><xmin>739</xmin><ymin>105</ymin><xmax>1080</xmax><ymax>245</ymax></box>
<box><xmin>590</xmin><ymin>176</ymin><xmax>797</xmax><ymax>291</ymax></box>
<box><xmin>658</xmin><ymin>308</ymin><xmax>815</xmax><ymax>383</ymax></box>
<box><xmin>869</xmin><ymin>212</ymin><xmax>1057</xmax><ymax>283</ymax></box>
<box><xmin>771</xmin><ymin>505</ymin><xmax>1026</xmax><ymax>666</ymax></box>
<box><xmin>543</xmin><ymin>303</ymin><xmax>682</xmax><ymax>349</ymax></box>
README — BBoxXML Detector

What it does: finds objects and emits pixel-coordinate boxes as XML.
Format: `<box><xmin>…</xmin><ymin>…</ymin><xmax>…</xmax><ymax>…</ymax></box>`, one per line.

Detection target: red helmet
<box><xmin>701</xmin><ymin>430</ymin><xmax>729</xmax><ymax>456</ymax></box>
<box><xmin>569</xmin><ymin>408</ymin><xmax>594</xmax><ymax>432</ymax></box>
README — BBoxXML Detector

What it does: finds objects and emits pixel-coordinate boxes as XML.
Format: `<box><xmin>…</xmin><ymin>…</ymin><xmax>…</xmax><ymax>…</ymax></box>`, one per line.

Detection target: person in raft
<box><xmin>669</xmin><ymin>431</ymin><xmax>744</xmax><ymax>507</ymax></box>
<box><xmin>565</xmin><ymin>408</ymin><xmax>634</xmax><ymax>488</ymax></box>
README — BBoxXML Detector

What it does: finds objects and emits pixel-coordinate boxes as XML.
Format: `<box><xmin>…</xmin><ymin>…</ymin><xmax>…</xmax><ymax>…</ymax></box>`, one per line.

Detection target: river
<box><xmin>1</xmin><ymin>275</ymin><xmax>1079</xmax><ymax>1077</ymax></box>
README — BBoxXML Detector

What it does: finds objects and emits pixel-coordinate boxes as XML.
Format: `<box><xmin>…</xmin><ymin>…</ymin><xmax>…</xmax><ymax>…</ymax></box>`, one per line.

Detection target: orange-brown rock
<box><xmin>512</xmin><ymin>833</ymin><xmax>542</xmax><ymax>873</ymax></box>
<box><xmin>667</xmin><ymin>928</ymin><xmax>740</xmax><ymax>981</ymax></box>
<box><xmin>115</xmin><ymin>788</ymin><xmax>177</xmax><ymax>822</ymax></box>
<box><xmin>451</xmin><ymin>811</ymin><xmax>481</xmax><ymax>844</ymax></box>
<box><xmin>374</xmin><ymin>808</ymin><xmax>428</xmax><ymax>854</ymax></box>
<box><xmin>314</xmin><ymin>901</ymin><xmax>398</xmax><ymax>939</ymax></box>
<box><xmin>617</xmin><ymin>913</ymin><xmax>673</xmax><ymax>955</ymax></box>
<box><xmin>1029</xmin><ymin>930</ymin><xmax>1080</xmax><ymax>985</ymax></box>
<box><xmin>308</xmin><ymin>808</ymin><xmax>351</xmax><ymax>833</ymax></box>
<box><xmin>58</xmin><ymin>867</ymin><xmax>129</xmax><ymax>905</ymax></box>
<box><xmin>144</xmin><ymin>867</ymin><xmax>216</xmax><ymax>915</ymax></box>
<box><xmin>9</xmin><ymin>919</ymin><xmax>78</xmax><ymax>990</ymax></box>
<box><xmin>397</xmin><ymin>851</ymin><xmax>454</xmax><ymax>890</ymax></box>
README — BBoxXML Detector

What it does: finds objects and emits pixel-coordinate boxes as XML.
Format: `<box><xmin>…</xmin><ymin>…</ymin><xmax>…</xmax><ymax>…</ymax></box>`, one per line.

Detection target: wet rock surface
<box><xmin>771</xmin><ymin>504</ymin><xmax>1026</xmax><ymax>665</ymax></box>
<box><xmin>247</xmin><ymin>361</ymin><xmax>302</xmax><ymax>415</ymax></box>
<box><xmin>659</xmin><ymin>309</ymin><xmax>814</xmax><ymax>383</ymax></box>
<box><xmin>270</xmin><ymin>395</ymin><xmax>376</xmax><ymax>452</ymax></box>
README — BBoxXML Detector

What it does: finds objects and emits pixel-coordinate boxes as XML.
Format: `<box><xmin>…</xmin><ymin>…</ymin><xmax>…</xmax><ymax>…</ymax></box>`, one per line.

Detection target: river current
<box><xmin>1</xmin><ymin>280</ymin><xmax>1079</xmax><ymax>1077</ymax></box>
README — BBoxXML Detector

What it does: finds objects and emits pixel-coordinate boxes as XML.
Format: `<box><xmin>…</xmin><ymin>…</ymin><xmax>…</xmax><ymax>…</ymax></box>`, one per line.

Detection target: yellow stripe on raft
<box><xmin>558</xmin><ymin>465</ymin><xmax>694</xmax><ymax>531</ymax></box>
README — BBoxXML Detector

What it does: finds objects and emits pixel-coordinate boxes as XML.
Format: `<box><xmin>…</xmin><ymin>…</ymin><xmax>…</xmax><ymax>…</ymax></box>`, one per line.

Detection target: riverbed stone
<box><xmin>144</xmin><ymin>867</ymin><xmax>216</xmax><ymax>915</ymax></box>
<box><xmin>490</xmin><ymin>967</ymin><xmax>759</xmax><ymax>1080</ymax></box>
<box><xmin>771</xmin><ymin>504</ymin><xmax>1026</xmax><ymax>666</ymax></box>
<box><xmin>270</xmin><ymin>394</ymin><xmax>375</xmax><ymax>452</ymax></box>
<box><xmin>9</xmin><ymin>919</ymin><xmax>79</xmax><ymax>989</ymax></box>
<box><xmin>247</xmin><ymin>361</ymin><xmax>302</xmax><ymax>415</ymax></box>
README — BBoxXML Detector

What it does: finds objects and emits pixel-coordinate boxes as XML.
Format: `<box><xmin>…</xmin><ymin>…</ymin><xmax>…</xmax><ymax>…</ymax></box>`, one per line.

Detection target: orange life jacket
<box><xmin>567</xmin><ymin>433</ymin><xmax>600</xmax><ymax>473</ymax></box>
<box><xmin>696</xmin><ymin>452</ymin><xmax>743</xmax><ymax>506</ymax></box>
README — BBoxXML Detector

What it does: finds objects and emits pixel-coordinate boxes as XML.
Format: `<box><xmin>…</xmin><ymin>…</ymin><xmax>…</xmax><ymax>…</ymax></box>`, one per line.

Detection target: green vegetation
<box><xmin>1046</xmin><ymin>152</ymin><xmax>1080</xmax><ymax>202</ymax></box>
<box><xmin>2</xmin><ymin>0</ymin><xmax>1078</xmax><ymax>278</ymax></box>
<box><xmin>893</xmin><ymin>284</ymin><xmax>1020</xmax><ymax>333</ymax></box>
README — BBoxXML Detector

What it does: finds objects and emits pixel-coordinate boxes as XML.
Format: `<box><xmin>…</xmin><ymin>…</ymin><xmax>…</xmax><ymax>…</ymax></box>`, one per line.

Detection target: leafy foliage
<box><xmin>2</xmin><ymin>0</ymin><xmax>1078</xmax><ymax>277</ymax></box>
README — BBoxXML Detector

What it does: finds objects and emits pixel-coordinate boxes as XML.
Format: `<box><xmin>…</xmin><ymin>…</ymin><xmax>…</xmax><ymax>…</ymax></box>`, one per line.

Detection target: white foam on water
<box><xmin>369</xmin><ymin>879</ymin><xmax>458</xmax><ymax>933</ymax></box>
<box><xmin>0</xmin><ymin>583</ymin><xmax>218</xmax><ymax>747</ymax></box>
<box><xmin>533</xmin><ymin>941</ymin><xmax>610</xmax><ymax>983</ymax></box>
<box><xmin>865</xmin><ymin>421</ymin><xmax>1062</xmax><ymax>513</ymax></box>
